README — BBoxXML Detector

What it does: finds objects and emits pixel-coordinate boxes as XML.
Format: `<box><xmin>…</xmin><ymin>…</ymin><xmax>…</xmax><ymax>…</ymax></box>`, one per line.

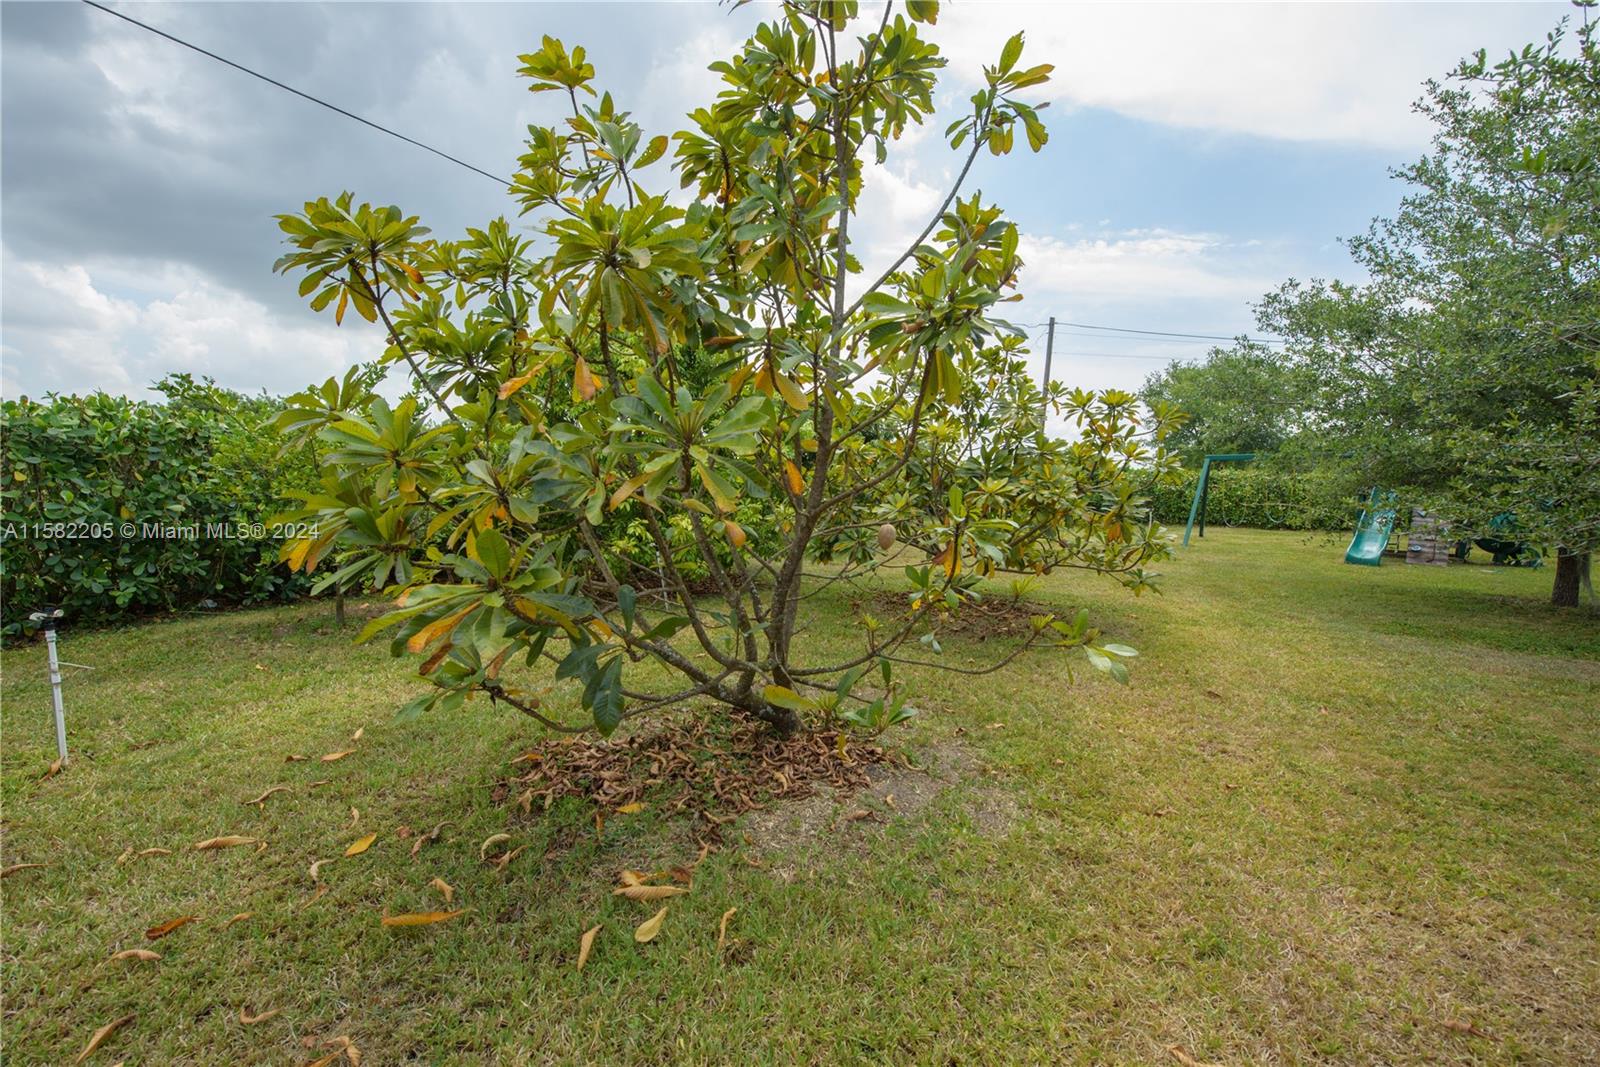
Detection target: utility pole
<box><xmin>1040</xmin><ymin>316</ymin><xmax>1056</xmax><ymax>429</ymax></box>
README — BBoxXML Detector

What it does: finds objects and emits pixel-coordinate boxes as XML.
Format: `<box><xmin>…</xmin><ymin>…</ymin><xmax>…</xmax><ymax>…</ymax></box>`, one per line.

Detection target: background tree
<box><xmin>273</xmin><ymin>1</ymin><xmax>1181</xmax><ymax>739</ymax></box>
<box><xmin>1256</xmin><ymin>10</ymin><xmax>1598</xmax><ymax>606</ymax></box>
<box><xmin>1139</xmin><ymin>342</ymin><xmax>1315</xmax><ymax>466</ymax></box>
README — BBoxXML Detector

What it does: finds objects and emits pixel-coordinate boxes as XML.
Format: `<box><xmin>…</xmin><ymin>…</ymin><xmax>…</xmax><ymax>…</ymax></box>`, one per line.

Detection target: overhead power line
<box><xmin>1023</xmin><ymin>318</ymin><xmax>1285</xmax><ymax>345</ymax></box>
<box><xmin>80</xmin><ymin>0</ymin><xmax>511</xmax><ymax>187</ymax></box>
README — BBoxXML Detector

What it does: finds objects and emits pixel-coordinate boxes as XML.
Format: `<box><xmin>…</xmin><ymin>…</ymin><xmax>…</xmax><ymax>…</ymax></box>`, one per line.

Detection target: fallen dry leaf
<box><xmin>396</xmin><ymin>825</ymin><xmax>413</xmax><ymax>838</ymax></box>
<box><xmin>344</xmin><ymin>833</ymin><xmax>377</xmax><ymax>857</ymax></box>
<box><xmin>883</xmin><ymin>793</ymin><xmax>898</xmax><ymax>810</ymax></box>
<box><xmin>664</xmin><ymin>865</ymin><xmax>694</xmax><ymax>884</ymax></box>
<box><xmin>984</xmin><ymin>722</ymin><xmax>1005</xmax><ymax>730</ymax></box>
<box><xmin>633</xmin><ymin>906</ymin><xmax>668</xmax><ymax>943</ymax></box>
<box><xmin>1165</xmin><ymin>1046</ymin><xmax>1223</xmax><ymax>1067</ymax></box>
<box><xmin>410</xmin><ymin>821</ymin><xmax>449</xmax><ymax>859</ymax></box>
<box><xmin>308</xmin><ymin>858</ymin><xmax>329</xmax><ymax>883</ymax></box>
<box><xmin>285</xmin><ymin>754</ymin><xmax>309</xmax><ymax>763</ymax></box>
<box><xmin>348</xmin><ymin>807</ymin><xmax>360</xmax><ymax>827</ymax></box>
<box><xmin>488</xmin><ymin>845</ymin><xmax>528</xmax><ymax>872</ymax></box>
<box><xmin>1204</xmin><ymin>689</ymin><xmax>1223</xmax><ymax>700</ymax></box>
<box><xmin>695</xmin><ymin>843</ymin><xmax>711</xmax><ymax>865</ymax></box>
<box><xmin>222</xmin><ymin>912</ymin><xmax>253</xmax><ymax>929</ymax></box>
<box><xmin>429</xmin><ymin>877</ymin><xmax>454</xmax><ymax>904</ymax></box>
<box><xmin>320</xmin><ymin>750</ymin><xmax>354</xmax><ymax>763</ymax></box>
<box><xmin>1441</xmin><ymin>1019</ymin><xmax>1495</xmax><ymax>1039</ymax></box>
<box><xmin>307</xmin><ymin>779</ymin><xmax>332</xmax><ymax>789</ymax></box>
<box><xmin>116</xmin><ymin>847</ymin><xmax>133</xmax><ymax>864</ymax></box>
<box><xmin>301</xmin><ymin>885</ymin><xmax>329</xmax><ymax>909</ymax></box>
<box><xmin>1</xmin><ymin>862</ymin><xmax>46</xmax><ymax>879</ymax></box>
<box><xmin>195</xmin><ymin>835</ymin><xmax>258</xmax><ymax>851</ymax></box>
<box><xmin>254</xmin><ymin>663</ymin><xmax>266</xmax><ymax>670</ymax></box>
<box><xmin>717</xmin><ymin>907</ymin><xmax>737</xmax><ymax>951</ymax></box>
<box><xmin>511</xmin><ymin>751</ymin><xmax>542</xmax><ymax>765</ymax></box>
<box><xmin>239</xmin><ymin>1006</ymin><xmax>280</xmax><ymax>1025</ymax></box>
<box><xmin>350</xmin><ymin>727</ymin><xmax>364</xmax><ymax>742</ymax></box>
<box><xmin>254</xmin><ymin>840</ymin><xmax>269</xmax><ymax>854</ymax></box>
<box><xmin>138</xmin><ymin>848</ymin><xmax>172</xmax><ymax>858</ymax></box>
<box><xmin>577</xmin><ymin>923</ymin><xmax>601</xmax><ymax>971</ymax></box>
<box><xmin>144</xmin><ymin>915</ymin><xmax>198</xmax><ymax>940</ymax></box>
<box><xmin>1151</xmin><ymin>807</ymin><xmax>1177</xmax><ymax>817</ymax></box>
<box><xmin>301</xmin><ymin>1055</ymin><xmax>341</xmax><ymax>1067</ymax></box>
<box><xmin>109</xmin><ymin>949</ymin><xmax>160</xmax><ymax>963</ymax></box>
<box><xmin>618</xmin><ymin>869</ymin><xmax>647</xmax><ymax>888</ymax></box>
<box><xmin>75</xmin><ymin>1014</ymin><xmax>134</xmax><ymax>1063</ymax></box>
<box><xmin>41</xmin><ymin>758</ymin><xmax>63</xmax><ymax>781</ymax></box>
<box><xmin>381</xmin><ymin>909</ymin><xmax>465</xmax><ymax>927</ymax></box>
<box><xmin>243</xmin><ymin>785</ymin><xmax>290</xmax><ymax>807</ymax></box>
<box><xmin>478</xmin><ymin>833</ymin><xmax>511</xmax><ymax>860</ymax></box>
<box><xmin>614</xmin><ymin>802</ymin><xmax>646</xmax><ymax>815</ymax></box>
<box><xmin>613</xmin><ymin>884</ymin><xmax>687</xmax><ymax>901</ymax></box>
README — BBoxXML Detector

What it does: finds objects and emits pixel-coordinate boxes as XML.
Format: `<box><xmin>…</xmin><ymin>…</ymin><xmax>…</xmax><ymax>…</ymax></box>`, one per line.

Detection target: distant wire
<box><xmin>1020</xmin><ymin>318</ymin><xmax>1287</xmax><ymax>345</ymax></box>
<box><xmin>80</xmin><ymin>0</ymin><xmax>511</xmax><ymax>187</ymax></box>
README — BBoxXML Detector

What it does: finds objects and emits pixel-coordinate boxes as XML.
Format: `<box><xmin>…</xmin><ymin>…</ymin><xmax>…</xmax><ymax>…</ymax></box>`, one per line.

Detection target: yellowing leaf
<box><xmin>618</xmin><ymin>869</ymin><xmax>647</xmax><ymax>887</ymax></box>
<box><xmin>109</xmin><ymin>949</ymin><xmax>160</xmax><ymax>963</ymax></box>
<box><xmin>429</xmin><ymin>877</ymin><xmax>454</xmax><ymax>904</ymax></box>
<box><xmin>319</xmin><ymin>750</ymin><xmax>355</xmax><ymax>763</ymax></box>
<box><xmin>576</xmin><ymin>923</ymin><xmax>601</xmax><ymax>971</ymax></box>
<box><xmin>572</xmin><ymin>354</ymin><xmax>598</xmax><ymax>401</ymax></box>
<box><xmin>613</xmin><ymin>884</ymin><xmax>687</xmax><ymax>901</ymax></box>
<box><xmin>633</xmin><ymin>905</ymin><xmax>668</xmax><ymax>943</ymax></box>
<box><xmin>773</xmin><ymin>370</ymin><xmax>809</xmax><ymax>411</ymax></box>
<box><xmin>350</xmin><ymin>727</ymin><xmax>364</xmax><ymax>743</ymax></box>
<box><xmin>497</xmin><ymin>371</ymin><xmax>534</xmax><ymax>399</ymax></box>
<box><xmin>783</xmin><ymin>460</ymin><xmax>805</xmax><ymax>495</ymax></box>
<box><xmin>615</xmin><ymin>802</ymin><xmax>646</xmax><ymax>815</ymax></box>
<box><xmin>239</xmin><ymin>1006</ymin><xmax>281</xmax><ymax>1025</ymax></box>
<box><xmin>145</xmin><ymin>915</ymin><xmax>198</xmax><ymax>940</ymax></box>
<box><xmin>405</xmin><ymin>604</ymin><xmax>476</xmax><ymax>655</ymax></box>
<box><xmin>381</xmin><ymin>909</ymin><xmax>465</xmax><ymax>927</ymax></box>
<box><xmin>479</xmin><ymin>833</ymin><xmax>511</xmax><ymax>860</ymax></box>
<box><xmin>717</xmin><ymin>907</ymin><xmax>738</xmax><ymax>950</ymax></box>
<box><xmin>723</xmin><ymin>520</ymin><xmax>747</xmax><ymax>549</ymax></box>
<box><xmin>344</xmin><ymin>833</ymin><xmax>377</xmax><ymax>857</ymax></box>
<box><xmin>74</xmin><ymin>1014</ymin><xmax>134</xmax><ymax>1063</ymax></box>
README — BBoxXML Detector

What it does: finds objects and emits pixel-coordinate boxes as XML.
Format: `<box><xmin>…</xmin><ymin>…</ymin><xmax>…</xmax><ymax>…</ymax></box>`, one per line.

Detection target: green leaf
<box><xmin>999</xmin><ymin>31</ymin><xmax>1024</xmax><ymax>75</ymax></box>
<box><xmin>762</xmin><ymin>685</ymin><xmax>818</xmax><ymax>713</ymax></box>
<box><xmin>471</xmin><ymin>527</ymin><xmax>512</xmax><ymax>580</ymax></box>
<box><xmin>617</xmin><ymin>585</ymin><xmax>637</xmax><ymax>631</ymax></box>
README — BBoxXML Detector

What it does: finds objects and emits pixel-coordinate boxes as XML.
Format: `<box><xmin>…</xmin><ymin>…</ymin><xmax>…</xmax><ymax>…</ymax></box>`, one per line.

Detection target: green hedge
<box><xmin>1</xmin><ymin>377</ymin><xmax>317</xmax><ymax>638</ymax></box>
<box><xmin>1148</xmin><ymin>466</ymin><xmax>1364</xmax><ymax>532</ymax></box>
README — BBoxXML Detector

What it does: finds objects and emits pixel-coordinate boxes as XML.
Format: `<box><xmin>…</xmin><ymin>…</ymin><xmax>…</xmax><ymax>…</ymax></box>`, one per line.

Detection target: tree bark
<box><xmin>334</xmin><ymin>591</ymin><xmax>346</xmax><ymax>628</ymax></box>
<box><xmin>1551</xmin><ymin>548</ymin><xmax>1584</xmax><ymax>607</ymax></box>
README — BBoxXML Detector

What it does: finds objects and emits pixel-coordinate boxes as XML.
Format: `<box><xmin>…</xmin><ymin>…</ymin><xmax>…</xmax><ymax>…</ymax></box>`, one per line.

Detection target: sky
<box><xmin>0</xmin><ymin>0</ymin><xmax>1575</xmax><ymax>419</ymax></box>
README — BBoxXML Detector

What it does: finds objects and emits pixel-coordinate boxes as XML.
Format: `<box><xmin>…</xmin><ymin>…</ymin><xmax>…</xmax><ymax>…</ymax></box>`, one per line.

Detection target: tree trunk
<box><xmin>334</xmin><ymin>591</ymin><xmax>346</xmax><ymax>628</ymax></box>
<box><xmin>1551</xmin><ymin>549</ymin><xmax>1584</xmax><ymax>607</ymax></box>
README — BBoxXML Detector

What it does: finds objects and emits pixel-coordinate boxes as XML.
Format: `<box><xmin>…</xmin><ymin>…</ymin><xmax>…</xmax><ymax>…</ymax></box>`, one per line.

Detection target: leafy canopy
<box><xmin>272</xmin><ymin>1</ymin><xmax>1180</xmax><ymax>737</ymax></box>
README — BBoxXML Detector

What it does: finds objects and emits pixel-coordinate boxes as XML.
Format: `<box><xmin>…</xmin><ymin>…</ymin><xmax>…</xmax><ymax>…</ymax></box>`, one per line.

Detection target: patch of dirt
<box><xmin>739</xmin><ymin>738</ymin><xmax>1018</xmax><ymax>876</ymax></box>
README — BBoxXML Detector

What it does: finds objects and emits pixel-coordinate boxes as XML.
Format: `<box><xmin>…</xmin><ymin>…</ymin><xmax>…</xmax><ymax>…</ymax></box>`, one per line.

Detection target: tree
<box><xmin>1139</xmin><ymin>342</ymin><xmax>1314</xmax><ymax>465</ymax></box>
<box><xmin>1257</xmin><ymin>11</ymin><xmax>1599</xmax><ymax>606</ymax></box>
<box><xmin>271</xmin><ymin>1</ymin><xmax>1180</xmax><ymax>739</ymax></box>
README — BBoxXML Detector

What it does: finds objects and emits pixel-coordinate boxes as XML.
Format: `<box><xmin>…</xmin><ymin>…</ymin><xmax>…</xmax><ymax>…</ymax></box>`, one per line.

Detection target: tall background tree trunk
<box><xmin>1551</xmin><ymin>549</ymin><xmax>1584</xmax><ymax>607</ymax></box>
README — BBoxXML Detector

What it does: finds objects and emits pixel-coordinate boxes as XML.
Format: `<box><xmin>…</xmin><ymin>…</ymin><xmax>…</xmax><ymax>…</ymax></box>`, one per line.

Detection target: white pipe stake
<box><xmin>45</xmin><ymin>628</ymin><xmax>68</xmax><ymax>767</ymax></box>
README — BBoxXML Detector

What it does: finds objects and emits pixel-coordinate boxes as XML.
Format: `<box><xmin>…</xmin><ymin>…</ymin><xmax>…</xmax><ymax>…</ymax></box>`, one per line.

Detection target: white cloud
<box><xmin>1018</xmin><ymin>229</ymin><xmax>1277</xmax><ymax>306</ymax></box>
<box><xmin>0</xmin><ymin>253</ymin><xmax>372</xmax><ymax>401</ymax></box>
<box><xmin>928</xmin><ymin>2</ymin><xmax>1568</xmax><ymax>149</ymax></box>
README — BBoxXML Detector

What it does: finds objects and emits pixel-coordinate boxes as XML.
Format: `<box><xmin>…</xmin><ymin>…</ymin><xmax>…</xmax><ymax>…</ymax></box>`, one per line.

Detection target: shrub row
<box><xmin>1</xmin><ymin>377</ymin><xmax>318</xmax><ymax>637</ymax></box>
<box><xmin>1147</xmin><ymin>466</ymin><xmax>1364</xmax><ymax>532</ymax></box>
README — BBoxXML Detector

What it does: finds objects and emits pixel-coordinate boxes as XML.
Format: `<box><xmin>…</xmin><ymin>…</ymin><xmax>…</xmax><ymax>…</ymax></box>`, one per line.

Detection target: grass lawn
<box><xmin>2</xmin><ymin>529</ymin><xmax>1597</xmax><ymax>1064</ymax></box>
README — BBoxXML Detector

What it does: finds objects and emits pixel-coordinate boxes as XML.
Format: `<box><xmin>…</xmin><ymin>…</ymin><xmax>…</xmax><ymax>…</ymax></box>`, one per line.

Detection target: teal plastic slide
<box><xmin>1345</xmin><ymin>489</ymin><xmax>1397</xmax><ymax>566</ymax></box>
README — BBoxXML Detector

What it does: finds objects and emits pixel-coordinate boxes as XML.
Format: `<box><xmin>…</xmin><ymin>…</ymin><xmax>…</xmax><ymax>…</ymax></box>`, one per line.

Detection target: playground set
<box><xmin>1180</xmin><ymin>454</ymin><xmax>1540</xmax><ymax>568</ymax></box>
